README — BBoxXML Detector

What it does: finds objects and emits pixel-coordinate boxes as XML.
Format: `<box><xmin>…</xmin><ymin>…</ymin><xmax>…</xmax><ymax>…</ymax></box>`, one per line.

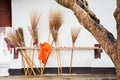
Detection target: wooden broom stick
<box><xmin>29</xmin><ymin>38</ymin><xmax>35</xmax><ymax>75</ymax></box>
<box><xmin>21</xmin><ymin>51</ymin><xmax>28</xmax><ymax>75</ymax></box>
<box><xmin>21</xmin><ymin>50</ymin><xmax>36</xmax><ymax>77</ymax></box>
<box><xmin>57</xmin><ymin>40</ymin><xmax>62</xmax><ymax>74</ymax></box>
<box><xmin>40</xmin><ymin>35</ymin><xmax>53</xmax><ymax>74</ymax></box>
<box><xmin>69</xmin><ymin>44</ymin><xmax>74</xmax><ymax>73</ymax></box>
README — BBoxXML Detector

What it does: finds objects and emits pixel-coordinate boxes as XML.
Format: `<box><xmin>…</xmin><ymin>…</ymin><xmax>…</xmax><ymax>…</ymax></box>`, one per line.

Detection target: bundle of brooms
<box><xmin>7</xmin><ymin>27</ymin><xmax>39</xmax><ymax>77</ymax></box>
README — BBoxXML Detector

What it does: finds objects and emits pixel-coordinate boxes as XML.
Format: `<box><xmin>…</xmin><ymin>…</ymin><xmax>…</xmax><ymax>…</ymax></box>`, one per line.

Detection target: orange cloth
<box><xmin>38</xmin><ymin>42</ymin><xmax>52</xmax><ymax>65</ymax></box>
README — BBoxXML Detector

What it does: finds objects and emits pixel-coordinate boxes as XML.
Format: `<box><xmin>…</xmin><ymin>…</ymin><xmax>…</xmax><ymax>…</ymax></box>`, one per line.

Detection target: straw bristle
<box><xmin>71</xmin><ymin>27</ymin><xmax>81</xmax><ymax>44</ymax></box>
<box><xmin>54</xmin><ymin>11</ymin><xmax>64</xmax><ymax>31</ymax></box>
<box><xmin>29</xmin><ymin>12</ymin><xmax>40</xmax><ymax>45</ymax></box>
<box><xmin>49</xmin><ymin>10</ymin><xmax>64</xmax><ymax>43</ymax></box>
<box><xmin>49</xmin><ymin>10</ymin><xmax>57</xmax><ymax>32</ymax></box>
<box><xmin>7</xmin><ymin>27</ymin><xmax>25</xmax><ymax>47</ymax></box>
<box><xmin>15</xmin><ymin>27</ymin><xmax>25</xmax><ymax>46</ymax></box>
<box><xmin>7</xmin><ymin>31</ymin><xmax>19</xmax><ymax>47</ymax></box>
<box><xmin>51</xmin><ymin>29</ymin><xmax>58</xmax><ymax>43</ymax></box>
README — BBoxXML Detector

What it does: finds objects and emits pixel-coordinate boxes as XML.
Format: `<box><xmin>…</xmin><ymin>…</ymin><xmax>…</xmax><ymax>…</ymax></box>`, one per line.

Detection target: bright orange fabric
<box><xmin>38</xmin><ymin>42</ymin><xmax>52</xmax><ymax>65</ymax></box>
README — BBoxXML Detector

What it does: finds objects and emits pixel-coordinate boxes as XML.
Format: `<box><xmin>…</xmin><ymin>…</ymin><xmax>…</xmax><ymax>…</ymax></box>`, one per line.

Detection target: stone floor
<box><xmin>0</xmin><ymin>74</ymin><xmax>117</xmax><ymax>80</ymax></box>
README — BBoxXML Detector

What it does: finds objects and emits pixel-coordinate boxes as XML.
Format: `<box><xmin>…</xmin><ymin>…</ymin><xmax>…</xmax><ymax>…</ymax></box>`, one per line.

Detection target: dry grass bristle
<box><xmin>15</xmin><ymin>27</ymin><xmax>25</xmax><ymax>46</ymax></box>
<box><xmin>7</xmin><ymin>27</ymin><xmax>25</xmax><ymax>47</ymax></box>
<box><xmin>7</xmin><ymin>31</ymin><xmax>19</xmax><ymax>47</ymax></box>
<box><xmin>30</xmin><ymin>12</ymin><xmax>40</xmax><ymax>30</ymax></box>
<box><xmin>71</xmin><ymin>27</ymin><xmax>81</xmax><ymax>44</ymax></box>
<box><xmin>49</xmin><ymin>10</ymin><xmax>57</xmax><ymax>32</ymax></box>
<box><xmin>49</xmin><ymin>10</ymin><xmax>64</xmax><ymax>43</ymax></box>
<box><xmin>54</xmin><ymin>11</ymin><xmax>64</xmax><ymax>31</ymax></box>
<box><xmin>29</xmin><ymin>12</ymin><xmax>40</xmax><ymax>45</ymax></box>
<box><xmin>51</xmin><ymin>29</ymin><xmax>58</xmax><ymax>43</ymax></box>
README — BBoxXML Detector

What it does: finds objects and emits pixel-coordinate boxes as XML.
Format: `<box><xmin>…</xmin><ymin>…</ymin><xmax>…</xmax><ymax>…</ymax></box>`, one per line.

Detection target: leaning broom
<box><xmin>28</xmin><ymin>12</ymin><xmax>41</xmax><ymax>75</ymax></box>
<box><xmin>69</xmin><ymin>27</ymin><xmax>81</xmax><ymax>73</ymax></box>
<box><xmin>41</xmin><ymin>10</ymin><xmax>64</xmax><ymax>74</ymax></box>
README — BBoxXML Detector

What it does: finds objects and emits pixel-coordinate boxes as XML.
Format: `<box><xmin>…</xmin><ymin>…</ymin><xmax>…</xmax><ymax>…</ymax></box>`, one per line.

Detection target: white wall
<box><xmin>8</xmin><ymin>0</ymin><xmax>116</xmax><ymax>69</ymax></box>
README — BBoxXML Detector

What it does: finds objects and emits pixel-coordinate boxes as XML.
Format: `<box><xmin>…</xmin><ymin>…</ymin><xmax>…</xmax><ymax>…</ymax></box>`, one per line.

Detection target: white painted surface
<box><xmin>0</xmin><ymin>48</ymin><xmax>12</xmax><ymax>76</ymax></box>
<box><xmin>1</xmin><ymin>0</ymin><xmax>116</xmax><ymax>69</ymax></box>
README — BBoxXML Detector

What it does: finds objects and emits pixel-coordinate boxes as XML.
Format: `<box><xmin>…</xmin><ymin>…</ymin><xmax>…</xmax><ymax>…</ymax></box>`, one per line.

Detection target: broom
<box><xmin>51</xmin><ymin>10</ymin><xmax>64</xmax><ymax>74</ymax></box>
<box><xmin>29</xmin><ymin>12</ymin><xmax>40</xmax><ymax>46</ymax></box>
<box><xmin>28</xmin><ymin>12</ymin><xmax>41</xmax><ymax>75</ymax></box>
<box><xmin>69</xmin><ymin>27</ymin><xmax>81</xmax><ymax>73</ymax></box>
<box><xmin>42</xmin><ymin>10</ymin><xmax>64</xmax><ymax>74</ymax></box>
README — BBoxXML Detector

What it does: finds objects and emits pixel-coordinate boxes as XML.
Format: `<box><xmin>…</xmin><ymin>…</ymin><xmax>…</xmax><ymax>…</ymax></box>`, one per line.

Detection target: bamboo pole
<box><xmin>16</xmin><ymin>46</ymin><xmax>100</xmax><ymax>50</ymax></box>
<box><xmin>57</xmin><ymin>40</ymin><xmax>62</xmax><ymax>74</ymax></box>
<box><xmin>29</xmin><ymin>39</ymin><xmax>34</xmax><ymax>75</ymax></box>
<box><xmin>69</xmin><ymin>44</ymin><xmax>74</xmax><ymax>73</ymax></box>
<box><xmin>22</xmin><ymin>50</ymin><xmax>36</xmax><ymax>77</ymax></box>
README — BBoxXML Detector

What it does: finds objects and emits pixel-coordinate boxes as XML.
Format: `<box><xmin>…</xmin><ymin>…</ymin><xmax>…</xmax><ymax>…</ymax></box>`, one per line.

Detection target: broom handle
<box><xmin>57</xmin><ymin>41</ymin><xmax>62</xmax><ymax>74</ymax></box>
<box><xmin>23</xmin><ymin>51</ymin><xmax>31</xmax><ymax>75</ymax></box>
<box><xmin>24</xmin><ymin>50</ymin><xmax>41</xmax><ymax>73</ymax></box>
<box><xmin>21</xmin><ymin>51</ymin><xmax>28</xmax><ymax>75</ymax></box>
<box><xmin>39</xmin><ymin>32</ymin><xmax>52</xmax><ymax>75</ymax></box>
<box><xmin>29</xmin><ymin>38</ymin><xmax>34</xmax><ymax>75</ymax></box>
<box><xmin>23</xmin><ymin>50</ymin><xmax>36</xmax><ymax>77</ymax></box>
<box><xmin>69</xmin><ymin>44</ymin><xmax>74</xmax><ymax>73</ymax></box>
<box><xmin>23</xmin><ymin>48</ymin><xmax>40</xmax><ymax>72</ymax></box>
<box><xmin>56</xmin><ymin>48</ymin><xmax>60</xmax><ymax>74</ymax></box>
<box><xmin>41</xmin><ymin>40</ymin><xmax>54</xmax><ymax>74</ymax></box>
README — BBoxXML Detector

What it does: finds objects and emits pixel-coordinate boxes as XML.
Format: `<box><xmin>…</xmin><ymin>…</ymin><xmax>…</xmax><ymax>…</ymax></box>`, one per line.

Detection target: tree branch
<box><xmin>76</xmin><ymin>0</ymin><xmax>100</xmax><ymax>24</ymax></box>
<box><xmin>56</xmin><ymin>0</ymin><xmax>116</xmax><ymax>56</ymax></box>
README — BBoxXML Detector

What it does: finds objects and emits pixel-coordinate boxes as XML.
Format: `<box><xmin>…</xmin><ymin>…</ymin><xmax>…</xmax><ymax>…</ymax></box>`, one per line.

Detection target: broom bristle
<box><xmin>29</xmin><ymin>12</ymin><xmax>40</xmax><ymax>45</ymax></box>
<box><xmin>51</xmin><ymin>29</ymin><xmax>58</xmax><ymax>43</ymax></box>
<box><xmin>15</xmin><ymin>27</ymin><xmax>25</xmax><ymax>46</ymax></box>
<box><xmin>7</xmin><ymin>27</ymin><xmax>25</xmax><ymax>47</ymax></box>
<box><xmin>30</xmin><ymin>12</ymin><xmax>40</xmax><ymax>29</ymax></box>
<box><xmin>71</xmin><ymin>27</ymin><xmax>81</xmax><ymax>44</ymax></box>
<box><xmin>49</xmin><ymin>10</ymin><xmax>64</xmax><ymax>43</ymax></box>
<box><xmin>7</xmin><ymin>31</ymin><xmax>19</xmax><ymax>47</ymax></box>
<box><xmin>54</xmin><ymin>11</ymin><xmax>64</xmax><ymax>31</ymax></box>
<box><xmin>49</xmin><ymin>10</ymin><xmax>57</xmax><ymax>33</ymax></box>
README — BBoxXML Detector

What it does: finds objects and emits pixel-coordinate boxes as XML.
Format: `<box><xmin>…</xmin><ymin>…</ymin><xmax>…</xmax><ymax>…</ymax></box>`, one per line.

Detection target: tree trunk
<box><xmin>113</xmin><ymin>58</ymin><xmax>120</xmax><ymax>79</ymax></box>
<box><xmin>114</xmin><ymin>0</ymin><xmax>120</xmax><ymax>79</ymax></box>
<box><xmin>55</xmin><ymin>0</ymin><xmax>120</xmax><ymax>79</ymax></box>
<box><xmin>116</xmin><ymin>68</ymin><xmax>120</xmax><ymax>80</ymax></box>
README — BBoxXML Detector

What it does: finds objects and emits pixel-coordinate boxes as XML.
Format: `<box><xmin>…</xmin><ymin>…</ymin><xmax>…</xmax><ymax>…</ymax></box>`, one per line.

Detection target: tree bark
<box><xmin>56</xmin><ymin>0</ymin><xmax>120</xmax><ymax>79</ymax></box>
<box><xmin>114</xmin><ymin>0</ymin><xmax>120</xmax><ymax>79</ymax></box>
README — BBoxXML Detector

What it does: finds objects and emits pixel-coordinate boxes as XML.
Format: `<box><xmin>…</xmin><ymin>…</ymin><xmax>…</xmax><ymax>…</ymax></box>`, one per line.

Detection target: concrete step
<box><xmin>0</xmin><ymin>74</ymin><xmax>117</xmax><ymax>80</ymax></box>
